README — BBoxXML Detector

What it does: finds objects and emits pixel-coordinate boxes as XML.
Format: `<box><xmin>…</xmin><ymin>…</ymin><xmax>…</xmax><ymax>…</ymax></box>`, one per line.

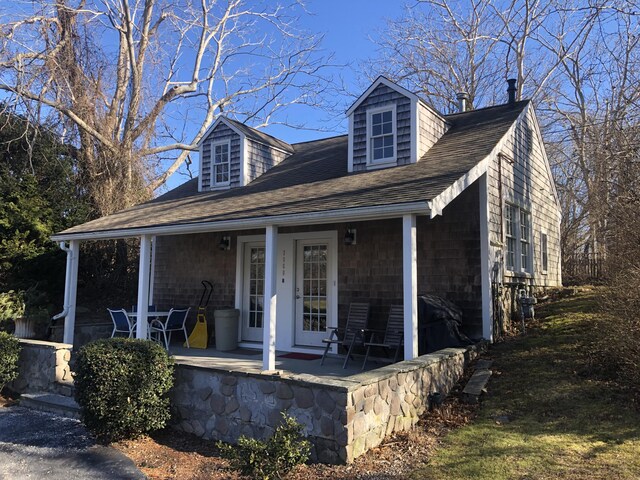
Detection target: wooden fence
<box><xmin>563</xmin><ymin>253</ymin><xmax>607</xmax><ymax>284</ymax></box>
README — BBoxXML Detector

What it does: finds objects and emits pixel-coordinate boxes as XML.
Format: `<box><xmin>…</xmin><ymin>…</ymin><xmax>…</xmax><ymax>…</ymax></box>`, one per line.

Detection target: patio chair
<box><xmin>362</xmin><ymin>305</ymin><xmax>404</xmax><ymax>370</ymax></box>
<box><xmin>149</xmin><ymin>307</ymin><xmax>191</xmax><ymax>350</ymax></box>
<box><xmin>320</xmin><ymin>302</ymin><xmax>370</xmax><ymax>369</ymax></box>
<box><xmin>108</xmin><ymin>308</ymin><xmax>136</xmax><ymax>338</ymax></box>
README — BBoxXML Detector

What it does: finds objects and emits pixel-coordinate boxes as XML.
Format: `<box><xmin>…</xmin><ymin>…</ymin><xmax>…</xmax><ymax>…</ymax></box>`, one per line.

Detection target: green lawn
<box><xmin>411</xmin><ymin>289</ymin><xmax>640</xmax><ymax>480</ymax></box>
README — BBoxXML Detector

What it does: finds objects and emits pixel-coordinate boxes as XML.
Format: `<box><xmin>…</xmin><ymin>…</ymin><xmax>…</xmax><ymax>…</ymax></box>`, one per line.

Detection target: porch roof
<box><xmin>52</xmin><ymin>101</ymin><xmax>529</xmax><ymax>241</ymax></box>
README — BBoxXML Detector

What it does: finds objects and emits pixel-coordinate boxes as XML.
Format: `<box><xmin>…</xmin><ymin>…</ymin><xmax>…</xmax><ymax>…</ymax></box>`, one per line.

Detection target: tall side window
<box><xmin>367</xmin><ymin>106</ymin><xmax>396</xmax><ymax>164</ymax></box>
<box><xmin>541</xmin><ymin>233</ymin><xmax>548</xmax><ymax>273</ymax></box>
<box><xmin>212</xmin><ymin>141</ymin><xmax>230</xmax><ymax>186</ymax></box>
<box><xmin>520</xmin><ymin>210</ymin><xmax>531</xmax><ymax>272</ymax></box>
<box><xmin>505</xmin><ymin>205</ymin><xmax>517</xmax><ymax>270</ymax></box>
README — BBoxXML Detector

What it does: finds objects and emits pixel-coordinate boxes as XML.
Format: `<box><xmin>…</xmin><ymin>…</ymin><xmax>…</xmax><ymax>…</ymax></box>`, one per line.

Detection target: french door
<box><xmin>241</xmin><ymin>243</ymin><xmax>265</xmax><ymax>342</ymax></box>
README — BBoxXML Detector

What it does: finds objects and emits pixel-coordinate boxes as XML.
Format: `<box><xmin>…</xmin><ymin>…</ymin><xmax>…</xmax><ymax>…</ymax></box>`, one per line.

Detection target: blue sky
<box><xmin>167</xmin><ymin>0</ymin><xmax>406</xmax><ymax>189</ymax></box>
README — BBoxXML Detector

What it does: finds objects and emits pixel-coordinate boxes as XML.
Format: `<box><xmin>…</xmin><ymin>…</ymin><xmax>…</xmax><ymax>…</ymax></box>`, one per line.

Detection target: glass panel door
<box><xmin>242</xmin><ymin>243</ymin><xmax>264</xmax><ymax>342</ymax></box>
<box><xmin>295</xmin><ymin>241</ymin><xmax>329</xmax><ymax>346</ymax></box>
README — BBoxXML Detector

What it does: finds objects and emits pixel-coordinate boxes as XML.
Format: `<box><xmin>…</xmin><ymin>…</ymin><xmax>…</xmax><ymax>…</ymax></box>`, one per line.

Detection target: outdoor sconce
<box><xmin>344</xmin><ymin>228</ymin><xmax>356</xmax><ymax>246</ymax></box>
<box><xmin>218</xmin><ymin>235</ymin><xmax>231</xmax><ymax>251</ymax></box>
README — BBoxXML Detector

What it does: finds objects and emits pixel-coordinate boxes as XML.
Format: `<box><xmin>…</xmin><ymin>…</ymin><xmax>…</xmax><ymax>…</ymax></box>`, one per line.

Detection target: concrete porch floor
<box><xmin>168</xmin><ymin>345</ymin><xmax>385</xmax><ymax>379</ymax></box>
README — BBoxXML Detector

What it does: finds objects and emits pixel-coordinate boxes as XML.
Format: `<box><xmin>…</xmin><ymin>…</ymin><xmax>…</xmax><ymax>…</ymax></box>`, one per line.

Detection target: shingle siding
<box><xmin>352</xmin><ymin>84</ymin><xmax>412</xmax><ymax>170</ymax></box>
<box><xmin>200</xmin><ymin>122</ymin><xmax>241</xmax><ymax>190</ymax></box>
<box><xmin>486</xmin><ymin>106</ymin><xmax>562</xmax><ymax>289</ymax></box>
<box><xmin>418</xmin><ymin>102</ymin><xmax>448</xmax><ymax>159</ymax></box>
<box><xmin>246</xmin><ymin>140</ymin><xmax>289</xmax><ymax>183</ymax></box>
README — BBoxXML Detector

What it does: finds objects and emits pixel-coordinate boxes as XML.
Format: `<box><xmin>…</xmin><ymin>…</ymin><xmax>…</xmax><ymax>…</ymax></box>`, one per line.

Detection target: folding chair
<box><xmin>362</xmin><ymin>305</ymin><xmax>404</xmax><ymax>370</ymax></box>
<box><xmin>321</xmin><ymin>302</ymin><xmax>370</xmax><ymax>368</ymax></box>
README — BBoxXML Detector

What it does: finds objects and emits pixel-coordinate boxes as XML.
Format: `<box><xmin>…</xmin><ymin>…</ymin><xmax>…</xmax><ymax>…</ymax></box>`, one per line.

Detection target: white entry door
<box><xmin>295</xmin><ymin>240</ymin><xmax>331</xmax><ymax>346</ymax></box>
<box><xmin>242</xmin><ymin>243</ymin><xmax>265</xmax><ymax>342</ymax></box>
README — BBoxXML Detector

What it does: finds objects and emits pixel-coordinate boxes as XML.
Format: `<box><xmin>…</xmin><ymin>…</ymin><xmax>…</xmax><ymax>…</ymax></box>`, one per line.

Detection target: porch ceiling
<box><xmin>52</xmin><ymin>101</ymin><xmax>528</xmax><ymax>242</ymax></box>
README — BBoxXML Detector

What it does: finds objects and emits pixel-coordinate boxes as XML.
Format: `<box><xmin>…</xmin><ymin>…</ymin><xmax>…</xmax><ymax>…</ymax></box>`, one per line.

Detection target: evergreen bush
<box><xmin>218</xmin><ymin>412</ymin><xmax>310</xmax><ymax>480</ymax></box>
<box><xmin>74</xmin><ymin>338</ymin><xmax>174</xmax><ymax>442</ymax></box>
<box><xmin>0</xmin><ymin>331</ymin><xmax>21</xmax><ymax>391</ymax></box>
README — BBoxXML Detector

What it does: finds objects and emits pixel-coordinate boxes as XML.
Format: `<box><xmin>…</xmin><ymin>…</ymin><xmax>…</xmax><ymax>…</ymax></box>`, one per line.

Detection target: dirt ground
<box><xmin>112</xmin><ymin>373</ymin><xmax>479</xmax><ymax>480</ymax></box>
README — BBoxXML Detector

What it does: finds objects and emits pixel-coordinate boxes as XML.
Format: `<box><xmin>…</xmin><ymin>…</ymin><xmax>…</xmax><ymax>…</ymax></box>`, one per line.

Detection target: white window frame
<box><xmin>210</xmin><ymin>140</ymin><xmax>231</xmax><ymax>187</ymax></box>
<box><xmin>366</xmin><ymin>104</ymin><xmax>397</xmax><ymax>166</ymax></box>
<box><xmin>541</xmin><ymin>231</ymin><xmax>548</xmax><ymax>274</ymax></box>
<box><xmin>520</xmin><ymin>209</ymin><xmax>531</xmax><ymax>273</ymax></box>
<box><xmin>504</xmin><ymin>203</ymin><xmax>532</xmax><ymax>274</ymax></box>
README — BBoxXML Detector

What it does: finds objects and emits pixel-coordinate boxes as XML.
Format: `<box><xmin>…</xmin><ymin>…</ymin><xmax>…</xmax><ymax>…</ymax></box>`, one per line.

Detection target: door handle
<box><xmin>296</xmin><ymin>295</ymin><xmax>301</xmax><ymax>299</ymax></box>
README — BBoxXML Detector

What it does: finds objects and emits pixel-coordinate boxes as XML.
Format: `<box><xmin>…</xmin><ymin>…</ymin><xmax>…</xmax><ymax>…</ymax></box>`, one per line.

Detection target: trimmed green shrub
<box><xmin>0</xmin><ymin>331</ymin><xmax>21</xmax><ymax>391</ymax></box>
<box><xmin>74</xmin><ymin>338</ymin><xmax>174</xmax><ymax>442</ymax></box>
<box><xmin>218</xmin><ymin>412</ymin><xmax>311</xmax><ymax>480</ymax></box>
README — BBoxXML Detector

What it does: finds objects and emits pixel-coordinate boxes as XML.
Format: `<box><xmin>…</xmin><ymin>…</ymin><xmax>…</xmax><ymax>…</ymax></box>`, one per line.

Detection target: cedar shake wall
<box><xmin>152</xmin><ymin>183</ymin><xmax>482</xmax><ymax>340</ymax></box>
<box><xmin>246</xmin><ymin>140</ymin><xmax>289</xmax><ymax>183</ymax></box>
<box><xmin>352</xmin><ymin>84</ymin><xmax>412</xmax><ymax>170</ymax></box>
<box><xmin>487</xmin><ymin>106</ymin><xmax>562</xmax><ymax>288</ymax></box>
<box><xmin>417</xmin><ymin>102</ymin><xmax>448</xmax><ymax>159</ymax></box>
<box><xmin>200</xmin><ymin>123</ymin><xmax>242</xmax><ymax>190</ymax></box>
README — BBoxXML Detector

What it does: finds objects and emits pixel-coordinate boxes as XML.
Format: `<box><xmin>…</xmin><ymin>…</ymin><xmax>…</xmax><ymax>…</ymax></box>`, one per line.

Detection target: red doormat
<box><xmin>278</xmin><ymin>352</ymin><xmax>322</xmax><ymax>360</ymax></box>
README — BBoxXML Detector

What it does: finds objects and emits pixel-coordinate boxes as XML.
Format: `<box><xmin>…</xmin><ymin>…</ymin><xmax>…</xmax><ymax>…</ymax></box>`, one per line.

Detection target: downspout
<box><xmin>52</xmin><ymin>241</ymin><xmax>72</xmax><ymax>323</ymax></box>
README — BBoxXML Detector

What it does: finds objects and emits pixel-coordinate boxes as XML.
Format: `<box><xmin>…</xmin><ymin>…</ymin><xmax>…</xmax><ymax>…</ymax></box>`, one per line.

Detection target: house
<box><xmin>52</xmin><ymin>75</ymin><xmax>561</xmax><ymax>358</ymax></box>
<box><xmin>49</xmin><ymin>76</ymin><xmax>562</xmax><ymax>462</ymax></box>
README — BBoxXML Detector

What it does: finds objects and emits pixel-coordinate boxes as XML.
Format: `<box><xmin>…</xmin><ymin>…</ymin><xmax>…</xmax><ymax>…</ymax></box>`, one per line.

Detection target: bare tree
<box><xmin>0</xmin><ymin>0</ymin><xmax>332</xmax><ymax>216</ymax></box>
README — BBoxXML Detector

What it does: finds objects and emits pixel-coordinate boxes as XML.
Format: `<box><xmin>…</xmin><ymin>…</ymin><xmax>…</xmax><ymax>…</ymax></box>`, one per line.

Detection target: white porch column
<box><xmin>479</xmin><ymin>174</ymin><xmax>493</xmax><ymax>341</ymax></box>
<box><xmin>63</xmin><ymin>240</ymin><xmax>80</xmax><ymax>345</ymax></box>
<box><xmin>402</xmin><ymin>214</ymin><xmax>418</xmax><ymax>360</ymax></box>
<box><xmin>135</xmin><ymin>234</ymin><xmax>152</xmax><ymax>339</ymax></box>
<box><xmin>262</xmin><ymin>225</ymin><xmax>278</xmax><ymax>371</ymax></box>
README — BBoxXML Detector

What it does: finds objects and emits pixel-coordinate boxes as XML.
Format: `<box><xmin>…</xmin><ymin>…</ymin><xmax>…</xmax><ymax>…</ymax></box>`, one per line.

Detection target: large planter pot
<box><xmin>13</xmin><ymin>317</ymin><xmax>36</xmax><ymax>339</ymax></box>
<box><xmin>214</xmin><ymin>308</ymin><xmax>240</xmax><ymax>351</ymax></box>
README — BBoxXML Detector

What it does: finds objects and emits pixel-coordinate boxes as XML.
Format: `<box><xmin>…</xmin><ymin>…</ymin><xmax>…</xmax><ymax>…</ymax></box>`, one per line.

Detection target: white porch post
<box><xmin>135</xmin><ymin>234</ymin><xmax>152</xmax><ymax>339</ymax></box>
<box><xmin>262</xmin><ymin>225</ymin><xmax>278</xmax><ymax>371</ymax></box>
<box><xmin>479</xmin><ymin>174</ymin><xmax>493</xmax><ymax>341</ymax></box>
<box><xmin>402</xmin><ymin>214</ymin><xmax>418</xmax><ymax>360</ymax></box>
<box><xmin>63</xmin><ymin>240</ymin><xmax>80</xmax><ymax>345</ymax></box>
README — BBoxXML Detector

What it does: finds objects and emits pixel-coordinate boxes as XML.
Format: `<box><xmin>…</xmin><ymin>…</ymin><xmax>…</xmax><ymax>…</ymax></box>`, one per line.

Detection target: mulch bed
<box><xmin>114</xmin><ymin>360</ymin><xmax>483</xmax><ymax>479</ymax></box>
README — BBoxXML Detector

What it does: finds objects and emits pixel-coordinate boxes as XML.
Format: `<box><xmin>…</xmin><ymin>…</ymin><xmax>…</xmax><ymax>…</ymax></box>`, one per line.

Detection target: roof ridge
<box><xmin>444</xmin><ymin>99</ymin><xmax>530</xmax><ymax>118</ymax></box>
<box><xmin>291</xmin><ymin>133</ymin><xmax>348</xmax><ymax>146</ymax></box>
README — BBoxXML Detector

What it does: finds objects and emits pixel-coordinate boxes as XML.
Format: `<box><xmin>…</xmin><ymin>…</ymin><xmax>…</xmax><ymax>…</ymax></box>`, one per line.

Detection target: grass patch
<box><xmin>411</xmin><ymin>288</ymin><xmax>640</xmax><ymax>480</ymax></box>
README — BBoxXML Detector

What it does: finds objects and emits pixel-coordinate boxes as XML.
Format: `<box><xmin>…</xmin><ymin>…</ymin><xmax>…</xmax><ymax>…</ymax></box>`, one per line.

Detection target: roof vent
<box><xmin>456</xmin><ymin>92</ymin><xmax>470</xmax><ymax>113</ymax></box>
<box><xmin>507</xmin><ymin>79</ymin><xmax>517</xmax><ymax>105</ymax></box>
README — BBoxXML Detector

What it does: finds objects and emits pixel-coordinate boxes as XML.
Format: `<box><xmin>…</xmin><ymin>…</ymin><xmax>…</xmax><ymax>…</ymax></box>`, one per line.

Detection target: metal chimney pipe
<box><xmin>456</xmin><ymin>92</ymin><xmax>470</xmax><ymax>112</ymax></box>
<box><xmin>507</xmin><ymin>78</ymin><xmax>517</xmax><ymax>105</ymax></box>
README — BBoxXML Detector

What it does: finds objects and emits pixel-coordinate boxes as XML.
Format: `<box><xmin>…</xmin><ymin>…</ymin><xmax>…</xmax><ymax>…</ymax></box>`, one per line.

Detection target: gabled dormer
<box><xmin>198</xmin><ymin>116</ymin><xmax>294</xmax><ymax>192</ymax></box>
<box><xmin>346</xmin><ymin>76</ymin><xmax>449</xmax><ymax>172</ymax></box>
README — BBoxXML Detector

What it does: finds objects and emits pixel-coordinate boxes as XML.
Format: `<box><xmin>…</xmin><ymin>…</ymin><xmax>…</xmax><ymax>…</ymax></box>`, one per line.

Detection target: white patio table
<box><xmin>126</xmin><ymin>310</ymin><xmax>171</xmax><ymax>340</ymax></box>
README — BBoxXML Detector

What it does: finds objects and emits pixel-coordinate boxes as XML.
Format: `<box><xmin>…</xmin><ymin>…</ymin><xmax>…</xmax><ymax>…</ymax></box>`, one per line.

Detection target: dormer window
<box><xmin>212</xmin><ymin>140</ymin><xmax>230</xmax><ymax>186</ymax></box>
<box><xmin>367</xmin><ymin>105</ymin><xmax>396</xmax><ymax>165</ymax></box>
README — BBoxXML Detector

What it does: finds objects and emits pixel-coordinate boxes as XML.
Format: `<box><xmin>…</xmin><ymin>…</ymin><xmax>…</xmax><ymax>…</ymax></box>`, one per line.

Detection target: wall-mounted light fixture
<box><xmin>344</xmin><ymin>228</ymin><xmax>356</xmax><ymax>246</ymax></box>
<box><xmin>218</xmin><ymin>235</ymin><xmax>231</xmax><ymax>251</ymax></box>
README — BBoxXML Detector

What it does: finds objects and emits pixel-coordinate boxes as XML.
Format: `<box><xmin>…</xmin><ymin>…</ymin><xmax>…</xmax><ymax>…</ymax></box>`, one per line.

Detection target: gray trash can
<box><xmin>214</xmin><ymin>308</ymin><xmax>240</xmax><ymax>351</ymax></box>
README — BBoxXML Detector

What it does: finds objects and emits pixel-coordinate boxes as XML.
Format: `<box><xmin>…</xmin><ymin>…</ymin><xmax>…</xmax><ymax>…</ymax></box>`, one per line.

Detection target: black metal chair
<box><xmin>320</xmin><ymin>302</ymin><xmax>370</xmax><ymax>368</ymax></box>
<box><xmin>362</xmin><ymin>305</ymin><xmax>404</xmax><ymax>370</ymax></box>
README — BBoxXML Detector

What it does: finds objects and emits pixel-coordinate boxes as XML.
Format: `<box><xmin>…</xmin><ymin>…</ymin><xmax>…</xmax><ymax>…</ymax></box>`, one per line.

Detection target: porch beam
<box><xmin>262</xmin><ymin>225</ymin><xmax>278</xmax><ymax>371</ymax></box>
<box><xmin>402</xmin><ymin>214</ymin><xmax>418</xmax><ymax>360</ymax></box>
<box><xmin>63</xmin><ymin>240</ymin><xmax>80</xmax><ymax>345</ymax></box>
<box><xmin>479</xmin><ymin>174</ymin><xmax>493</xmax><ymax>341</ymax></box>
<box><xmin>135</xmin><ymin>234</ymin><xmax>152</xmax><ymax>339</ymax></box>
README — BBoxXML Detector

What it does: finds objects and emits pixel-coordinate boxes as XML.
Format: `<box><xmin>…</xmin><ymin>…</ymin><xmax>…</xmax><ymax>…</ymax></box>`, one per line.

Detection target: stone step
<box><xmin>462</xmin><ymin>369</ymin><xmax>492</xmax><ymax>404</ymax></box>
<box><xmin>475</xmin><ymin>359</ymin><xmax>493</xmax><ymax>370</ymax></box>
<box><xmin>20</xmin><ymin>392</ymin><xmax>82</xmax><ymax>420</ymax></box>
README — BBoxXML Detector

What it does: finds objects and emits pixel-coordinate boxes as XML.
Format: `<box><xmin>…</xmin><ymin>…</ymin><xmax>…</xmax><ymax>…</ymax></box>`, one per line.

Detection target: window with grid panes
<box><xmin>212</xmin><ymin>141</ymin><xmax>230</xmax><ymax>185</ymax></box>
<box><xmin>520</xmin><ymin>209</ymin><xmax>530</xmax><ymax>272</ymax></box>
<box><xmin>505</xmin><ymin>204</ymin><xmax>517</xmax><ymax>270</ymax></box>
<box><xmin>368</xmin><ymin>108</ymin><xmax>395</xmax><ymax>163</ymax></box>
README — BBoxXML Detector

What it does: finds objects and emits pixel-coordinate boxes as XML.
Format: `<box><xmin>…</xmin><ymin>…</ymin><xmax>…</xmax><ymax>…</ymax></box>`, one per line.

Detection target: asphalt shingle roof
<box><xmin>55</xmin><ymin>101</ymin><xmax>528</xmax><ymax>238</ymax></box>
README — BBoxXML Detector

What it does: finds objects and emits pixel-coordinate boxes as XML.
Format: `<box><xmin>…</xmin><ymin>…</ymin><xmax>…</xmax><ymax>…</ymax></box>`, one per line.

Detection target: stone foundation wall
<box><xmin>8</xmin><ymin>339</ymin><xmax>74</xmax><ymax>397</ymax></box>
<box><xmin>170</xmin><ymin>344</ymin><xmax>482</xmax><ymax>464</ymax></box>
<box><xmin>50</xmin><ymin>322</ymin><xmax>113</xmax><ymax>348</ymax></box>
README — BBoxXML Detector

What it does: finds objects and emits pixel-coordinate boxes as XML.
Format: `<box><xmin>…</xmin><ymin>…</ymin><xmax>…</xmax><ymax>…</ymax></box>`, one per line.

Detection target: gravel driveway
<box><xmin>0</xmin><ymin>406</ymin><xmax>145</xmax><ymax>480</ymax></box>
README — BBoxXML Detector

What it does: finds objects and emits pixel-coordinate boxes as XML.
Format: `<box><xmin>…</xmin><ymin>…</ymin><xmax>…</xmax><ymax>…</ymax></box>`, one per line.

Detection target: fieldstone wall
<box><xmin>170</xmin><ymin>343</ymin><xmax>482</xmax><ymax>464</ymax></box>
<box><xmin>8</xmin><ymin>339</ymin><xmax>74</xmax><ymax>397</ymax></box>
<box><xmin>50</xmin><ymin>322</ymin><xmax>113</xmax><ymax>348</ymax></box>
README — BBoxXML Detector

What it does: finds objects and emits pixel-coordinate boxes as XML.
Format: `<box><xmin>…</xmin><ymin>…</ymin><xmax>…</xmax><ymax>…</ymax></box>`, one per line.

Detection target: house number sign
<box><xmin>281</xmin><ymin>249</ymin><xmax>286</xmax><ymax>283</ymax></box>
